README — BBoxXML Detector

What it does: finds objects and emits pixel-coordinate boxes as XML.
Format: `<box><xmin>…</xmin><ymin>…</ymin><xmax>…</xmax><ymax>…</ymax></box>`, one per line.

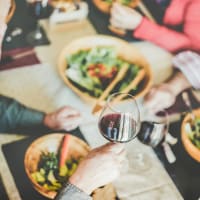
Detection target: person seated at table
<box><xmin>0</xmin><ymin>1</ymin><xmax>83</xmax><ymax>133</ymax></box>
<box><xmin>110</xmin><ymin>0</ymin><xmax>200</xmax><ymax>53</ymax></box>
<box><xmin>55</xmin><ymin>142</ymin><xmax>126</xmax><ymax>200</ymax></box>
<box><xmin>144</xmin><ymin>51</ymin><xmax>200</xmax><ymax>113</ymax></box>
<box><xmin>0</xmin><ymin>4</ymin><xmax>126</xmax><ymax>200</ymax></box>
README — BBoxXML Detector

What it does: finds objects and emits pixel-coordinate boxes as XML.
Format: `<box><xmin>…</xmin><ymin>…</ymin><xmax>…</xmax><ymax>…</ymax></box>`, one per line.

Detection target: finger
<box><xmin>117</xmin><ymin>149</ymin><xmax>127</xmax><ymax>163</ymax></box>
<box><xmin>59</xmin><ymin>106</ymin><xmax>80</xmax><ymax>117</ymax></box>
<box><xmin>111</xmin><ymin>13</ymin><xmax>124</xmax><ymax>24</ymax></box>
<box><xmin>144</xmin><ymin>90</ymin><xmax>164</xmax><ymax>111</ymax></box>
<box><xmin>107</xmin><ymin>143</ymin><xmax>125</xmax><ymax>154</ymax></box>
<box><xmin>144</xmin><ymin>87</ymin><xmax>157</xmax><ymax>102</ymax></box>
<box><xmin>112</xmin><ymin>2</ymin><xmax>125</xmax><ymax>17</ymax></box>
<box><xmin>61</xmin><ymin>117</ymin><xmax>82</xmax><ymax>127</ymax></box>
<box><xmin>62</xmin><ymin>123</ymin><xmax>79</xmax><ymax>131</ymax></box>
<box><xmin>109</xmin><ymin>18</ymin><xmax>122</xmax><ymax>29</ymax></box>
<box><xmin>63</xmin><ymin>115</ymin><xmax>82</xmax><ymax>123</ymax></box>
<box><xmin>113</xmin><ymin>2</ymin><xmax>132</xmax><ymax>16</ymax></box>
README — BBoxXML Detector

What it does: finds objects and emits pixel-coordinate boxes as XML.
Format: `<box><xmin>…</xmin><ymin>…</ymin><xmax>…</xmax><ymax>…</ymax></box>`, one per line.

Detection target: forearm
<box><xmin>0</xmin><ymin>95</ymin><xmax>45</xmax><ymax>132</ymax></box>
<box><xmin>55</xmin><ymin>182</ymin><xmax>92</xmax><ymax>200</ymax></box>
<box><xmin>133</xmin><ymin>18</ymin><xmax>192</xmax><ymax>53</ymax></box>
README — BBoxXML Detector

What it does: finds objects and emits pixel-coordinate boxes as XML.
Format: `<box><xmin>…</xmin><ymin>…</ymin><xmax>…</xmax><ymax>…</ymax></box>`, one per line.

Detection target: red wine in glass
<box><xmin>98</xmin><ymin>92</ymin><xmax>140</xmax><ymax>143</ymax></box>
<box><xmin>99</xmin><ymin>113</ymin><xmax>137</xmax><ymax>143</ymax></box>
<box><xmin>137</xmin><ymin>121</ymin><xmax>167</xmax><ymax>148</ymax></box>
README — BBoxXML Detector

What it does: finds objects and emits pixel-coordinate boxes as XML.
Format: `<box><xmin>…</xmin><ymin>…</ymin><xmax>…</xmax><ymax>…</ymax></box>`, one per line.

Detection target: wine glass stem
<box><xmin>35</xmin><ymin>22</ymin><xmax>42</xmax><ymax>40</ymax></box>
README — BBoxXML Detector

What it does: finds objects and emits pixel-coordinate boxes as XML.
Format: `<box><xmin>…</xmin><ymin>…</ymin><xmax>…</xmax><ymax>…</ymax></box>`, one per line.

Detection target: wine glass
<box><xmin>138</xmin><ymin>110</ymin><xmax>168</xmax><ymax>147</ymax></box>
<box><xmin>26</xmin><ymin>0</ymin><xmax>53</xmax><ymax>45</ymax></box>
<box><xmin>137</xmin><ymin>110</ymin><xmax>176</xmax><ymax>164</ymax></box>
<box><xmin>98</xmin><ymin>92</ymin><xmax>141</xmax><ymax>172</ymax></box>
<box><xmin>98</xmin><ymin>92</ymin><xmax>140</xmax><ymax>143</ymax></box>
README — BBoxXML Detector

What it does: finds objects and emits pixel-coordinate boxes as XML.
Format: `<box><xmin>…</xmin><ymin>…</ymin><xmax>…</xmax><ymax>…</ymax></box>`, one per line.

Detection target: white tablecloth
<box><xmin>0</xmin><ymin>19</ymin><xmax>183</xmax><ymax>200</ymax></box>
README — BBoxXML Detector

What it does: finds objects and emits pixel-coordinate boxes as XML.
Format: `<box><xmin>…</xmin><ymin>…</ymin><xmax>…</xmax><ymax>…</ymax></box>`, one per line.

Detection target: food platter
<box><xmin>181</xmin><ymin>109</ymin><xmax>200</xmax><ymax>162</ymax></box>
<box><xmin>58</xmin><ymin>35</ymin><xmax>152</xmax><ymax>106</ymax></box>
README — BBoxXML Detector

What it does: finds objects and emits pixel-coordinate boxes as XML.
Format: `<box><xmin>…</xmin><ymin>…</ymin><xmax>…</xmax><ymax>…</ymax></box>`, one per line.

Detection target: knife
<box><xmin>0</xmin><ymin>50</ymin><xmax>35</xmax><ymax>66</ymax></box>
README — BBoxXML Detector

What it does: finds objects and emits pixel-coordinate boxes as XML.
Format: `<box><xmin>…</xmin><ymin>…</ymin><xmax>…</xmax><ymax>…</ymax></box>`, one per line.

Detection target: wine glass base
<box><xmin>127</xmin><ymin>152</ymin><xmax>152</xmax><ymax>173</ymax></box>
<box><xmin>26</xmin><ymin>29</ymin><xmax>44</xmax><ymax>46</ymax></box>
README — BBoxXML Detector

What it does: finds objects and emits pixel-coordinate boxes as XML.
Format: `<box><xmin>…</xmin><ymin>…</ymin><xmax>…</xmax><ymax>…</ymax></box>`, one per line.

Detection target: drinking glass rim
<box><xmin>106</xmin><ymin>92</ymin><xmax>140</xmax><ymax>122</ymax></box>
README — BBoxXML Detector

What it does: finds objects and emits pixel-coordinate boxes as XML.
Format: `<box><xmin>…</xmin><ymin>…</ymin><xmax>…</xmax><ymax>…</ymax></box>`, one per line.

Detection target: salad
<box><xmin>31</xmin><ymin>135</ymin><xmax>82</xmax><ymax>191</ymax></box>
<box><xmin>66</xmin><ymin>46</ymin><xmax>140</xmax><ymax>98</ymax></box>
<box><xmin>185</xmin><ymin>117</ymin><xmax>200</xmax><ymax>149</ymax></box>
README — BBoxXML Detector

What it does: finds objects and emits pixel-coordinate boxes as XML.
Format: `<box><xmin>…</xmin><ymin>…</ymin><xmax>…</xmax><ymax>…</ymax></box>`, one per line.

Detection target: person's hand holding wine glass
<box><xmin>98</xmin><ymin>92</ymin><xmax>176</xmax><ymax>174</ymax></box>
<box><xmin>138</xmin><ymin>108</ymin><xmax>177</xmax><ymax>164</ymax></box>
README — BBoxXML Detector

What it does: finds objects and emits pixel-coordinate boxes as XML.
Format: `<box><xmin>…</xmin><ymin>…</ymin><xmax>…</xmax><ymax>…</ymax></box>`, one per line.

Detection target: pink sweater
<box><xmin>134</xmin><ymin>0</ymin><xmax>200</xmax><ymax>53</ymax></box>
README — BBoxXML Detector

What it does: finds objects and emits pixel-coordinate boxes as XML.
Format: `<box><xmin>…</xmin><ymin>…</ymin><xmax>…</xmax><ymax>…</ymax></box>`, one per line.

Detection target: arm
<box><xmin>0</xmin><ymin>95</ymin><xmax>82</xmax><ymax>132</ymax></box>
<box><xmin>144</xmin><ymin>51</ymin><xmax>200</xmax><ymax>113</ymax></box>
<box><xmin>144</xmin><ymin>72</ymin><xmax>191</xmax><ymax>113</ymax></box>
<box><xmin>55</xmin><ymin>183</ymin><xmax>92</xmax><ymax>200</ymax></box>
<box><xmin>134</xmin><ymin>0</ymin><xmax>200</xmax><ymax>53</ymax></box>
<box><xmin>0</xmin><ymin>95</ymin><xmax>45</xmax><ymax>132</ymax></box>
<box><xmin>55</xmin><ymin>143</ymin><xmax>126</xmax><ymax>200</ymax></box>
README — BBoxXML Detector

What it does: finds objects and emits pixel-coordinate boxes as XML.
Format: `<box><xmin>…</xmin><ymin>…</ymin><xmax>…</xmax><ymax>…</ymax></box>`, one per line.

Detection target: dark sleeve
<box><xmin>55</xmin><ymin>183</ymin><xmax>92</xmax><ymax>200</ymax></box>
<box><xmin>0</xmin><ymin>95</ymin><xmax>45</xmax><ymax>132</ymax></box>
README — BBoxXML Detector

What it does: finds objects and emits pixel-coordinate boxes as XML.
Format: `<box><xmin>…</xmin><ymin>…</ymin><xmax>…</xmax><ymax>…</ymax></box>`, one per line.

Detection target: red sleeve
<box><xmin>133</xmin><ymin>0</ymin><xmax>200</xmax><ymax>53</ymax></box>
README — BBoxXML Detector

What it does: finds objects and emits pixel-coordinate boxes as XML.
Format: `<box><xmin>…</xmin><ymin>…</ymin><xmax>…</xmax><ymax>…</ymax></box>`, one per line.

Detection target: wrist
<box><xmin>168</xmin><ymin>72</ymin><xmax>191</xmax><ymax>96</ymax></box>
<box><xmin>43</xmin><ymin>113</ymin><xmax>54</xmax><ymax>129</ymax></box>
<box><xmin>69</xmin><ymin>174</ymin><xmax>93</xmax><ymax>195</ymax></box>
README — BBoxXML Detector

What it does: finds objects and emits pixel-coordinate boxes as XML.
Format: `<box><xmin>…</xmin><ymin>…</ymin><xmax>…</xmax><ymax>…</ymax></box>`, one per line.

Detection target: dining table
<box><xmin>0</xmin><ymin>1</ymin><xmax>191</xmax><ymax>199</ymax></box>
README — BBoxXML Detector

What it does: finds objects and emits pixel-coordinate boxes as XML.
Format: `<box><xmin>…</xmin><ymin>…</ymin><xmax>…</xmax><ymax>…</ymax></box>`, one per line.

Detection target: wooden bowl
<box><xmin>24</xmin><ymin>133</ymin><xmax>117</xmax><ymax>199</ymax></box>
<box><xmin>92</xmin><ymin>0</ymin><xmax>140</xmax><ymax>14</ymax></box>
<box><xmin>6</xmin><ymin>0</ymin><xmax>16</xmax><ymax>23</ymax></box>
<box><xmin>181</xmin><ymin>109</ymin><xmax>200</xmax><ymax>162</ymax></box>
<box><xmin>58</xmin><ymin>35</ymin><xmax>152</xmax><ymax>105</ymax></box>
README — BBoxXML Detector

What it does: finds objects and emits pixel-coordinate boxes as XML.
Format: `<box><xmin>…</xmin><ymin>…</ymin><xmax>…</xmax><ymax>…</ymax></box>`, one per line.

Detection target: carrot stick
<box><xmin>59</xmin><ymin>134</ymin><xmax>70</xmax><ymax>167</ymax></box>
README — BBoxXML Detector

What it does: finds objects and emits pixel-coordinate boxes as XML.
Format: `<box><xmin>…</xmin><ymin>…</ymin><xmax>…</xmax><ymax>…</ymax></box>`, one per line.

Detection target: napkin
<box><xmin>0</xmin><ymin>47</ymin><xmax>40</xmax><ymax>71</ymax></box>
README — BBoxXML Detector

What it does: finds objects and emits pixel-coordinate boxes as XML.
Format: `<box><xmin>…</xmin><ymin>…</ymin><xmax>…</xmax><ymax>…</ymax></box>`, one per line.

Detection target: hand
<box><xmin>144</xmin><ymin>84</ymin><xmax>177</xmax><ymax>114</ymax></box>
<box><xmin>69</xmin><ymin>143</ymin><xmax>126</xmax><ymax>195</ymax></box>
<box><xmin>0</xmin><ymin>0</ymin><xmax>11</xmax><ymax>22</ymax></box>
<box><xmin>43</xmin><ymin>106</ymin><xmax>82</xmax><ymax>131</ymax></box>
<box><xmin>110</xmin><ymin>2</ymin><xmax>143</xmax><ymax>30</ymax></box>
